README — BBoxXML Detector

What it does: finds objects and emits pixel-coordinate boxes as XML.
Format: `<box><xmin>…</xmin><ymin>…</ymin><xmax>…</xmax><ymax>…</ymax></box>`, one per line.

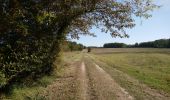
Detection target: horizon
<box><xmin>72</xmin><ymin>0</ymin><xmax>170</xmax><ymax>47</ymax></box>
<box><xmin>74</xmin><ymin>38</ymin><xmax>170</xmax><ymax>47</ymax></box>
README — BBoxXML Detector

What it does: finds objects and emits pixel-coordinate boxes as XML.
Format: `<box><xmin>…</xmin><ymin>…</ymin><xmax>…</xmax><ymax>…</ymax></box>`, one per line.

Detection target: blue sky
<box><xmin>73</xmin><ymin>0</ymin><xmax>170</xmax><ymax>47</ymax></box>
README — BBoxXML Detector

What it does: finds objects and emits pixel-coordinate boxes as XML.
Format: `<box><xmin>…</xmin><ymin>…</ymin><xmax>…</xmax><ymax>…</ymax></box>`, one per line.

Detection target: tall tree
<box><xmin>0</xmin><ymin>0</ymin><xmax>159</xmax><ymax>89</ymax></box>
<box><xmin>0</xmin><ymin>0</ymin><xmax>159</xmax><ymax>57</ymax></box>
<box><xmin>1</xmin><ymin>0</ymin><xmax>158</xmax><ymax>50</ymax></box>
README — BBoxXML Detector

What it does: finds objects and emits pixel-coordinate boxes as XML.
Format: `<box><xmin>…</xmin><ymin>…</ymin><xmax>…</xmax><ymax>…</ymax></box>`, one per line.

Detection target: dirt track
<box><xmin>41</xmin><ymin>54</ymin><xmax>169</xmax><ymax>100</ymax></box>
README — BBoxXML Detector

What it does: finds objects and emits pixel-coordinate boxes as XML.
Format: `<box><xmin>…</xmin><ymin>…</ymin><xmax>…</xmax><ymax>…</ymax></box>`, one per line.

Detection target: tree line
<box><xmin>132</xmin><ymin>39</ymin><xmax>170</xmax><ymax>48</ymax></box>
<box><xmin>63</xmin><ymin>41</ymin><xmax>85</xmax><ymax>51</ymax></box>
<box><xmin>104</xmin><ymin>43</ymin><xmax>127</xmax><ymax>48</ymax></box>
<box><xmin>103</xmin><ymin>39</ymin><xmax>170</xmax><ymax>48</ymax></box>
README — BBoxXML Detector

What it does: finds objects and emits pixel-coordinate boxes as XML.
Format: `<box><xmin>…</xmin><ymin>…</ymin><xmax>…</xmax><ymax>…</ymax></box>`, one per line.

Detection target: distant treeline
<box><xmin>63</xmin><ymin>41</ymin><xmax>85</xmax><ymax>51</ymax></box>
<box><xmin>104</xmin><ymin>43</ymin><xmax>127</xmax><ymax>48</ymax></box>
<box><xmin>103</xmin><ymin>39</ymin><xmax>170</xmax><ymax>48</ymax></box>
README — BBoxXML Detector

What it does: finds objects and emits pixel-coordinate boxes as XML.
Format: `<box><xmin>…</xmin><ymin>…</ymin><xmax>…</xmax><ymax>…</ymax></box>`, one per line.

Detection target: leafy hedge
<box><xmin>0</xmin><ymin>32</ymin><xmax>56</xmax><ymax>89</ymax></box>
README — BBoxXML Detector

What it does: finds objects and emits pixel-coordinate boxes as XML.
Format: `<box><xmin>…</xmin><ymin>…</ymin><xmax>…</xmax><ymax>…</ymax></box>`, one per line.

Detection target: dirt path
<box><xmin>41</xmin><ymin>61</ymin><xmax>89</xmax><ymax>100</ymax></box>
<box><xmin>78</xmin><ymin>62</ymin><xmax>88</xmax><ymax>100</ymax></box>
<box><xmin>41</xmin><ymin>55</ymin><xmax>136</xmax><ymax>100</ymax></box>
<box><xmin>94</xmin><ymin>63</ymin><xmax>134</xmax><ymax>100</ymax></box>
<box><xmin>84</xmin><ymin>57</ymin><xmax>134</xmax><ymax>100</ymax></box>
<box><xmin>40</xmin><ymin>54</ymin><xmax>170</xmax><ymax>100</ymax></box>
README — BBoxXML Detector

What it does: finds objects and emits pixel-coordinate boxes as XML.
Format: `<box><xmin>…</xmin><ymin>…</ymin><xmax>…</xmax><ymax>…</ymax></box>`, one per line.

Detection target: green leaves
<box><xmin>0</xmin><ymin>34</ymin><xmax>54</xmax><ymax>89</ymax></box>
<box><xmin>0</xmin><ymin>71</ymin><xmax>6</xmax><ymax>88</ymax></box>
<box><xmin>0</xmin><ymin>0</ymin><xmax>158</xmax><ymax>91</ymax></box>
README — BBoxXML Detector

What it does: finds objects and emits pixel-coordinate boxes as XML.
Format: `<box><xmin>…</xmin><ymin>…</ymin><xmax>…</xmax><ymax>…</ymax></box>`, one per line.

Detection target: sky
<box><xmin>72</xmin><ymin>0</ymin><xmax>170</xmax><ymax>47</ymax></box>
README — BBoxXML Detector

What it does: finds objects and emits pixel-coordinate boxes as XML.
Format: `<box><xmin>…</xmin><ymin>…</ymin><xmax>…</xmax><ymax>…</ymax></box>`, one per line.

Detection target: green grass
<box><xmin>63</xmin><ymin>51</ymin><xmax>83</xmax><ymax>63</ymax></box>
<box><xmin>1</xmin><ymin>70</ymin><xmax>60</xmax><ymax>100</ymax></box>
<box><xmin>91</xmin><ymin>48</ymin><xmax>170</xmax><ymax>93</ymax></box>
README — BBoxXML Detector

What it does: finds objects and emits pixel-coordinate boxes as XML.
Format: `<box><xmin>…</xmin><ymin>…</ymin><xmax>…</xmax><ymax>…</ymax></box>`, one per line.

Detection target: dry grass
<box><xmin>89</xmin><ymin>48</ymin><xmax>170</xmax><ymax>99</ymax></box>
<box><xmin>91</xmin><ymin>48</ymin><xmax>170</xmax><ymax>54</ymax></box>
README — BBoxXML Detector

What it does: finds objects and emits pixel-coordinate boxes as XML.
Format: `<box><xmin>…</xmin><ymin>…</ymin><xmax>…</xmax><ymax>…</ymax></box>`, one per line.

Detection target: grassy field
<box><xmin>90</xmin><ymin>48</ymin><xmax>170</xmax><ymax>95</ymax></box>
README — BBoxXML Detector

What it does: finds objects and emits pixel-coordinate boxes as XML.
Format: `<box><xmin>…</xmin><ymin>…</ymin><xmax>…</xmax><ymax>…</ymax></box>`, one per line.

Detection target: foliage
<box><xmin>131</xmin><ymin>39</ymin><xmax>170</xmax><ymax>48</ymax></box>
<box><xmin>63</xmin><ymin>41</ymin><xmax>85</xmax><ymax>51</ymax></box>
<box><xmin>104</xmin><ymin>43</ymin><xmax>127</xmax><ymax>48</ymax></box>
<box><xmin>103</xmin><ymin>39</ymin><xmax>170</xmax><ymax>48</ymax></box>
<box><xmin>0</xmin><ymin>0</ymin><xmax>158</xmax><ymax>91</ymax></box>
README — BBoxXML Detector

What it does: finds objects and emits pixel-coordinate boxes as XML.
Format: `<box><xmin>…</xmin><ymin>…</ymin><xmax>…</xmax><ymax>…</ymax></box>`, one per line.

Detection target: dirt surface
<box><xmin>41</xmin><ymin>61</ymin><xmax>79</xmax><ymax>100</ymax></box>
<box><xmin>79</xmin><ymin>62</ymin><xmax>88</xmax><ymax>100</ymax></box>
<box><xmin>40</xmin><ymin>54</ymin><xmax>169</xmax><ymax>100</ymax></box>
<box><xmin>94</xmin><ymin>63</ymin><xmax>133</xmax><ymax>100</ymax></box>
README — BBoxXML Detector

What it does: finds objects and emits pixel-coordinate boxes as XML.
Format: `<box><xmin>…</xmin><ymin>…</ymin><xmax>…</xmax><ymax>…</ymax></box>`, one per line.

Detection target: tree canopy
<box><xmin>0</xmin><ymin>0</ymin><xmax>158</xmax><ymax>90</ymax></box>
<box><xmin>0</xmin><ymin>0</ymin><xmax>158</xmax><ymax>38</ymax></box>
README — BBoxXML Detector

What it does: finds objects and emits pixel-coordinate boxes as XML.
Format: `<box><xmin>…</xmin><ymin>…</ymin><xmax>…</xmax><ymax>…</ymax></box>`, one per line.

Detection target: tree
<box><xmin>168</xmin><ymin>39</ymin><xmax>170</xmax><ymax>48</ymax></box>
<box><xmin>134</xmin><ymin>43</ymin><xmax>139</xmax><ymax>47</ymax></box>
<box><xmin>0</xmin><ymin>0</ymin><xmax>158</xmax><ymax>55</ymax></box>
<box><xmin>0</xmin><ymin>0</ymin><xmax>158</xmax><ymax>89</ymax></box>
<box><xmin>1</xmin><ymin>0</ymin><xmax>158</xmax><ymax>36</ymax></box>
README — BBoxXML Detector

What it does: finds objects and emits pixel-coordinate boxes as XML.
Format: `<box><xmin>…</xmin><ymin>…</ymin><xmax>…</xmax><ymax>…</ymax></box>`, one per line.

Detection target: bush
<box><xmin>0</xmin><ymin>33</ymin><xmax>55</xmax><ymax>89</ymax></box>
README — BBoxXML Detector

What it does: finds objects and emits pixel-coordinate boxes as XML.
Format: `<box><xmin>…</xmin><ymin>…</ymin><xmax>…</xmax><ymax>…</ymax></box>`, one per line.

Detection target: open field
<box><xmin>89</xmin><ymin>48</ymin><xmax>170</xmax><ymax>99</ymax></box>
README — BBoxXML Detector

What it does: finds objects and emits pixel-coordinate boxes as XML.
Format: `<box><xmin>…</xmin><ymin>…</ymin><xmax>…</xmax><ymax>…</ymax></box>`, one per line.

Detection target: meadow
<box><xmin>90</xmin><ymin>48</ymin><xmax>170</xmax><ymax>99</ymax></box>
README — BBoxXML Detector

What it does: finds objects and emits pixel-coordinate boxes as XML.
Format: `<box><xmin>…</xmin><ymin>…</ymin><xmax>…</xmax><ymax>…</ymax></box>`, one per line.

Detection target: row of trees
<box><xmin>0</xmin><ymin>0</ymin><xmax>157</xmax><ymax>91</ymax></box>
<box><xmin>103</xmin><ymin>39</ymin><xmax>170</xmax><ymax>48</ymax></box>
<box><xmin>104</xmin><ymin>43</ymin><xmax>127</xmax><ymax>48</ymax></box>
<box><xmin>131</xmin><ymin>39</ymin><xmax>170</xmax><ymax>48</ymax></box>
<box><xmin>63</xmin><ymin>41</ymin><xmax>85</xmax><ymax>51</ymax></box>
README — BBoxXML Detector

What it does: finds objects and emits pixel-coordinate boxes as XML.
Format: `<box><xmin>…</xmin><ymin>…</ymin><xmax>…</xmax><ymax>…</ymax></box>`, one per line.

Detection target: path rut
<box><xmin>94</xmin><ymin>63</ymin><xmax>134</xmax><ymax>100</ymax></box>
